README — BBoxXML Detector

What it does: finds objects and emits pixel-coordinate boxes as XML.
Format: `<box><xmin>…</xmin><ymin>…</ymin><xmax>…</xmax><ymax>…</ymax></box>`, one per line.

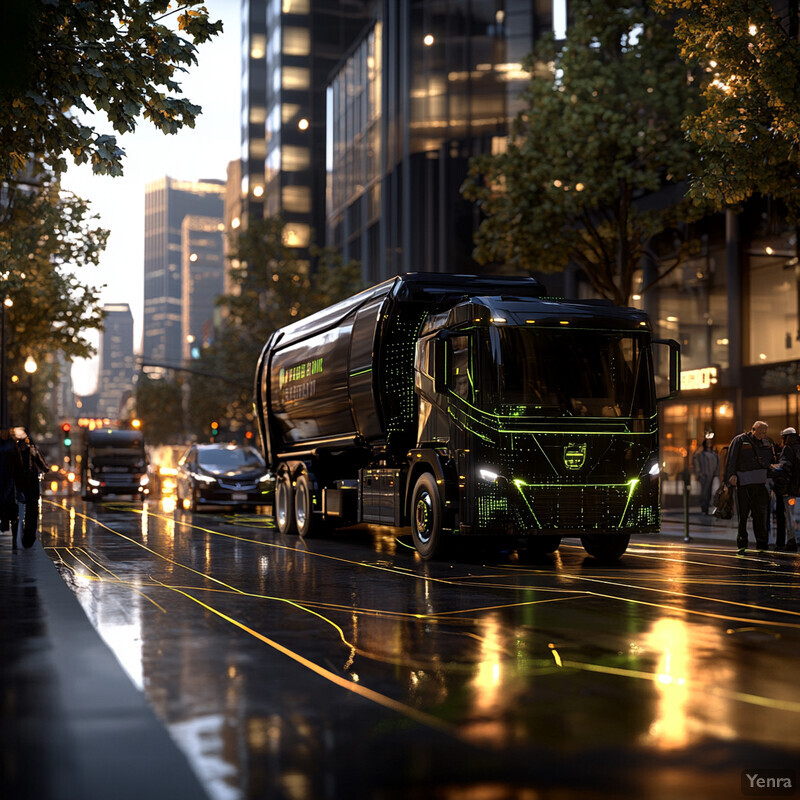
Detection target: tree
<box><xmin>461</xmin><ymin>0</ymin><xmax>705</xmax><ymax>305</ymax></box>
<box><xmin>184</xmin><ymin>218</ymin><xmax>364</xmax><ymax>438</ymax></box>
<box><xmin>1</xmin><ymin>177</ymin><xmax>108</xmax><ymax>367</ymax></box>
<box><xmin>0</xmin><ymin>0</ymin><xmax>222</xmax><ymax>179</ymax></box>
<box><xmin>653</xmin><ymin>0</ymin><xmax>800</xmax><ymax>219</ymax></box>
<box><xmin>135</xmin><ymin>374</ymin><xmax>185</xmax><ymax>445</ymax></box>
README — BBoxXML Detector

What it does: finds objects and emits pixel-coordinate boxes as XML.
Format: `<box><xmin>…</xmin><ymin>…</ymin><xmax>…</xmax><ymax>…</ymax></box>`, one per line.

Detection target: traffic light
<box><xmin>244</xmin><ymin>430</ymin><xmax>254</xmax><ymax>442</ymax></box>
<box><xmin>210</xmin><ymin>421</ymin><xmax>219</xmax><ymax>439</ymax></box>
<box><xmin>61</xmin><ymin>422</ymin><xmax>72</xmax><ymax>448</ymax></box>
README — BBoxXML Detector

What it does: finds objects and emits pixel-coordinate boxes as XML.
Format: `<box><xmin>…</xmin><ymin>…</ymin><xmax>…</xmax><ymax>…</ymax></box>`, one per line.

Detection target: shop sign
<box><xmin>680</xmin><ymin>366</ymin><xmax>718</xmax><ymax>391</ymax></box>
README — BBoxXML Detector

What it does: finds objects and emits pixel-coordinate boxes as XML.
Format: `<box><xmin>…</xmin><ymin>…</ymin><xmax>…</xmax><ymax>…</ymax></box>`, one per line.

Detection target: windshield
<box><xmin>490</xmin><ymin>327</ymin><xmax>653</xmax><ymax>418</ymax></box>
<box><xmin>198</xmin><ymin>447</ymin><xmax>265</xmax><ymax>472</ymax></box>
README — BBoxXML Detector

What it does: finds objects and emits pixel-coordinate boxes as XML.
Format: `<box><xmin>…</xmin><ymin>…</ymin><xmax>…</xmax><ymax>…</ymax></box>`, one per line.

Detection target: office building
<box><xmin>181</xmin><ymin>215</ymin><xmax>226</xmax><ymax>360</ymax></box>
<box><xmin>143</xmin><ymin>177</ymin><xmax>225</xmax><ymax>365</ymax></box>
<box><xmin>96</xmin><ymin>304</ymin><xmax>135</xmax><ymax>421</ymax></box>
<box><xmin>240</xmin><ymin>0</ymin><xmax>371</xmax><ymax>257</ymax></box>
<box><xmin>326</xmin><ymin>1</ymin><xmax>567</xmax><ymax>281</ymax></box>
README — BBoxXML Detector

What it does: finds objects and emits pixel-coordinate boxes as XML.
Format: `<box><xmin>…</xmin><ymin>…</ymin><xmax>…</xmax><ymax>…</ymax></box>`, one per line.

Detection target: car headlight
<box><xmin>259</xmin><ymin>473</ymin><xmax>272</xmax><ymax>483</ymax></box>
<box><xmin>645</xmin><ymin>457</ymin><xmax>660</xmax><ymax>478</ymax></box>
<box><xmin>88</xmin><ymin>478</ymin><xmax>101</xmax><ymax>487</ymax></box>
<box><xmin>479</xmin><ymin>468</ymin><xmax>501</xmax><ymax>483</ymax></box>
<box><xmin>195</xmin><ymin>473</ymin><xmax>217</xmax><ymax>485</ymax></box>
<box><xmin>139</xmin><ymin>475</ymin><xmax>150</xmax><ymax>486</ymax></box>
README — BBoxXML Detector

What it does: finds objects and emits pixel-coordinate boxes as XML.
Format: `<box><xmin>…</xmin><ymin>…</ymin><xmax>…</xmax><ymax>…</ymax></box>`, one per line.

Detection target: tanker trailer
<box><xmin>254</xmin><ymin>273</ymin><xmax>679</xmax><ymax>561</ymax></box>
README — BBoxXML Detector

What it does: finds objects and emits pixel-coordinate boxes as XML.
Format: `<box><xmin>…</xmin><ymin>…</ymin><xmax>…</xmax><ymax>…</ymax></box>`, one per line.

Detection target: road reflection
<box><xmin>39</xmin><ymin>498</ymin><xmax>800</xmax><ymax>800</ymax></box>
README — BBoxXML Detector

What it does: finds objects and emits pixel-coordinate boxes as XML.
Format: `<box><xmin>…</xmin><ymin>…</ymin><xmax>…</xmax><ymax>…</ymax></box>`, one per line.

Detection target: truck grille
<box><xmin>516</xmin><ymin>484</ymin><xmax>634</xmax><ymax>530</ymax></box>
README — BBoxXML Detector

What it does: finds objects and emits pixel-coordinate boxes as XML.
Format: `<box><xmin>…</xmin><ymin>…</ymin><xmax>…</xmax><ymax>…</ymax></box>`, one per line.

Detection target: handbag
<box><xmin>712</xmin><ymin>484</ymin><xmax>733</xmax><ymax>520</ymax></box>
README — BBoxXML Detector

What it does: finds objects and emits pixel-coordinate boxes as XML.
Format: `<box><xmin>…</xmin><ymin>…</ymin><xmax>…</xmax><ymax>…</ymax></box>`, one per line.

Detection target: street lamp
<box><xmin>1</xmin><ymin>297</ymin><xmax>13</xmax><ymax>429</ymax></box>
<box><xmin>24</xmin><ymin>355</ymin><xmax>37</xmax><ymax>433</ymax></box>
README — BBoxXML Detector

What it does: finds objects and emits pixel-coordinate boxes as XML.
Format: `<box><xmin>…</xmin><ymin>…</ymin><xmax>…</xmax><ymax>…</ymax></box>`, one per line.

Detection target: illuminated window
<box><xmin>282</xmin><ymin>185</ymin><xmax>311</xmax><ymax>213</ymax></box>
<box><xmin>283</xmin><ymin>223</ymin><xmax>311</xmax><ymax>248</ymax></box>
<box><xmin>283</xmin><ymin>27</ymin><xmax>310</xmax><ymax>56</ymax></box>
<box><xmin>283</xmin><ymin>67</ymin><xmax>310</xmax><ymax>90</ymax></box>
<box><xmin>282</xmin><ymin>145</ymin><xmax>310</xmax><ymax>171</ymax></box>
<box><xmin>249</xmin><ymin>106</ymin><xmax>267</xmax><ymax>125</ymax></box>
<box><xmin>250</xmin><ymin>34</ymin><xmax>266</xmax><ymax>59</ymax></box>
<box><xmin>282</xmin><ymin>103</ymin><xmax>301</xmax><ymax>123</ymax></box>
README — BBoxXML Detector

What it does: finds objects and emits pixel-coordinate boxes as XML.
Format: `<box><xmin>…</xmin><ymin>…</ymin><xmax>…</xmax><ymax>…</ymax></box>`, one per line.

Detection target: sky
<box><xmin>63</xmin><ymin>0</ymin><xmax>241</xmax><ymax>395</ymax></box>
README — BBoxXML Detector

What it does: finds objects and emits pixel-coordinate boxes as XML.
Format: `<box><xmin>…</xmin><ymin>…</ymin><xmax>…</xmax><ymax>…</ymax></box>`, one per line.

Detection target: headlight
<box><xmin>259</xmin><ymin>473</ymin><xmax>272</xmax><ymax>484</ymax></box>
<box><xmin>195</xmin><ymin>473</ymin><xmax>217</xmax><ymax>484</ymax></box>
<box><xmin>139</xmin><ymin>475</ymin><xmax>150</xmax><ymax>486</ymax></box>
<box><xmin>645</xmin><ymin>457</ymin><xmax>660</xmax><ymax>477</ymax></box>
<box><xmin>479</xmin><ymin>468</ymin><xmax>501</xmax><ymax>483</ymax></box>
<box><xmin>88</xmin><ymin>478</ymin><xmax>100</xmax><ymax>487</ymax></box>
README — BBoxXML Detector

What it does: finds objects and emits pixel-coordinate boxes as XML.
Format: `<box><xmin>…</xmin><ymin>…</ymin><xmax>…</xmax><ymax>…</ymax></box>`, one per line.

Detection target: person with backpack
<box><xmin>773</xmin><ymin>426</ymin><xmax>800</xmax><ymax>552</ymax></box>
<box><xmin>725</xmin><ymin>421</ymin><xmax>773</xmax><ymax>554</ymax></box>
<box><xmin>15</xmin><ymin>431</ymin><xmax>48</xmax><ymax>548</ymax></box>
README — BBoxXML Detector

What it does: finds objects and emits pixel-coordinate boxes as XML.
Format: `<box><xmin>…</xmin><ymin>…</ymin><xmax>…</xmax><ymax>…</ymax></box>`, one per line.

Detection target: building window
<box><xmin>282</xmin><ymin>66</ymin><xmax>310</xmax><ymax>90</ymax></box>
<box><xmin>282</xmin><ymin>145</ymin><xmax>310</xmax><ymax>171</ymax></box>
<box><xmin>282</xmin><ymin>185</ymin><xmax>311</xmax><ymax>213</ymax></box>
<box><xmin>283</xmin><ymin>27</ymin><xmax>310</xmax><ymax>56</ymax></box>
<box><xmin>283</xmin><ymin>223</ymin><xmax>311</xmax><ymax>248</ymax></box>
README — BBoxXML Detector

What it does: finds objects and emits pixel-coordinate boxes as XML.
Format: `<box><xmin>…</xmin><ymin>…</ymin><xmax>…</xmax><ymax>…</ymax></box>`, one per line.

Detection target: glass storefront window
<box><xmin>656</xmin><ymin>250</ymin><xmax>729</xmax><ymax>372</ymax></box>
<box><xmin>748</xmin><ymin>248</ymin><xmax>800</xmax><ymax>366</ymax></box>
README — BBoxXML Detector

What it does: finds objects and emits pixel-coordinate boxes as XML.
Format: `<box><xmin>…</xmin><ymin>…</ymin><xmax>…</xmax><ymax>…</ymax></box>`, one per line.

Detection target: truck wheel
<box><xmin>275</xmin><ymin>466</ymin><xmax>296</xmax><ymax>535</ymax></box>
<box><xmin>580</xmin><ymin>533</ymin><xmax>630</xmax><ymax>562</ymax></box>
<box><xmin>411</xmin><ymin>473</ymin><xmax>443</xmax><ymax>560</ymax></box>
<box><xmin>524</xmin><ymin>535</ymin><xmax>561</xmax><ymax>557</ymax></box>
<box><xmin>294</xmin><ymin>473</ymin><xmax>314</xmax><ymax>538</ymax></box>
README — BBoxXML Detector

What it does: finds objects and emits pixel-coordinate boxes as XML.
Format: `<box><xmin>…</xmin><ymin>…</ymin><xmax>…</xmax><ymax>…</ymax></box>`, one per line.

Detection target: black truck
<box><xmin>81</xmin><ymin>428</ymin><xmax>149</xmax><ymax>501</ymax></box>
<box><xmin>255</xmin><ymin>273</ymin><xmax>679</xmax><ymax>560</ymax></box>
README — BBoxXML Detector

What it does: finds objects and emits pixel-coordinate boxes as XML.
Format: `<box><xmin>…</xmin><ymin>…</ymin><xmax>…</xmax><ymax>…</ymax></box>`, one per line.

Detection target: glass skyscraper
<box><xmin>143</xmin><ymin>177</ymin><xmax>225</xmax><ymax>365</ymax></box>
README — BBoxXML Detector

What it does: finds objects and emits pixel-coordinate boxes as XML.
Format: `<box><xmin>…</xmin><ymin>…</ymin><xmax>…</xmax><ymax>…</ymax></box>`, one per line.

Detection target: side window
<box><xmin>451</xmin><ymin>334</ymin><xmax>472</xmax><ymax>401</ymax></box>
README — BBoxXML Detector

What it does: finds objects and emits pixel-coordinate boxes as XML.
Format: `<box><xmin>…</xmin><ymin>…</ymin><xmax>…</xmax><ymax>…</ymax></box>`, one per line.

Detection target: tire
<box><xmin>580</xmin><ymin>533</ymin><xmax>630</xmax><ymax>562</ymax></box>
<box><xmin>294</xmin><ymin>473</ymin><xmax>314</xmax><ymax>538</ymax></box>
<box><xmin>411</xmin><ymin>473</ymin><xmax>443</xmax><ymax>560</ymax></box>
<box><xmin>275</xmin><ymin>464</ymin><xmax>296</xmax><ymax>535</ymax></box>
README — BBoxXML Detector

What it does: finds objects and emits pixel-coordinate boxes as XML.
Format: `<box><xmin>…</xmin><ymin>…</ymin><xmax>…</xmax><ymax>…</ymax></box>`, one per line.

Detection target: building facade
<box><xmin>326</xmin><ymin>0</ymin><xmax>567</xmax><ymax>282</ymax></box>
<box><xmin>96</xmin><ymin>304</ymin><xmax>135</xmax><ymax>421</ymax></box>
<box><xmin>181</xmin><ymin>215</ymin><xmax>226</xmax><ymax>360</ymax></box>
<box><xmin>240</xmin><ymin>0</ymin><xmax>371</xmax><ymax>256</ymax></box>
<box><xmin>143</xmin><ymin>177</ymin><xmax>225</xmax><ymax>366</ymax></box>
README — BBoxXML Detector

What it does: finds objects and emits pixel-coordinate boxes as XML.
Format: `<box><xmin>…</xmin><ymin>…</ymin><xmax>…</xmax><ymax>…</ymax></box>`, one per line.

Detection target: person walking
<box><xmin>725</xmin><ymin>420</ymin><xmax>772</xmax><ymax>555</ymax></box>
<box><xmin>15</xmin><ymin>431</ymin><xmax>48</xmax><ymax>548</ymax></box>
<box><xmin>0</xmin><ymin>428</ymin><xmax>22</xmax><ymax>539</ymax></box>
<box><xmin>774</xmin><ymin>426</ymin><xmax>800</xmax><ymax>552</ymax></box>
<box><xmin>692</xmin><ymin>438</ymin><xmax>719</xmax><ymax>514</ymax></box>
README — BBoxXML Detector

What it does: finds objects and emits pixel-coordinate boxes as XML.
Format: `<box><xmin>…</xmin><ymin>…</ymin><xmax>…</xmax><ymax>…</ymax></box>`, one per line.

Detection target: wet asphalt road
<box><xmin>38</xmin><ymin>495</ymin><xmax>800</xmax><ymax>800</ymax></box>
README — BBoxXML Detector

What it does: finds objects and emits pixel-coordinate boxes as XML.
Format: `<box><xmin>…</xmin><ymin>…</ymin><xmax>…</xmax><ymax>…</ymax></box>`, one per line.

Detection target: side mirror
<box><xmin>431</xmin><ymin>336</ymin><xmax>450</xmax><ymax>395</ymax></box>
<box><xmin>653</xmin><ymin>338</ymin><xmax>680</xmax><ymax>401</ymax></box>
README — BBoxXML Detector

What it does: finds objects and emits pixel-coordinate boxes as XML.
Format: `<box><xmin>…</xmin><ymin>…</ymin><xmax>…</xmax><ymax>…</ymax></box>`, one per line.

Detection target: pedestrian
<box><xmin>692</xmin><ymin>438</ymin><xmax>719</xmax><ymax>514</ymax></box>
<box><xmin>724</xmin><ymin>420</ymin><xmax>772</xmax><ymax>555</ymax></box>
<box><xmin>773</xmin><ymin>426</ymin><xmax>800</xmax><ymax>552</ymax></box>
<box><xmin>0</xmin><ymin>428</ymin><xmax>22</xmax><ymax>539</ymax></box>
<box><xmin>15</xmin><ymin>431</ymin><xmax>48</xmax><ymax>548</ymax></box>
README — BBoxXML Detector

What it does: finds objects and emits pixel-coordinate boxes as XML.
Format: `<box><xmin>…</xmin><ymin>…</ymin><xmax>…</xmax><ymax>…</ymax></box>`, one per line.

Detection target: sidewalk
<box><xmin>0</xmin><ymin>536</ymin><xmax>209</xmax><ymax>800</ymax></box>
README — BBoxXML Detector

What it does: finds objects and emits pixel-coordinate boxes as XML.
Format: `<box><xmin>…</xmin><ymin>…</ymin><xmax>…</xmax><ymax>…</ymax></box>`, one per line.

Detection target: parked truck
<box><xmin>254</xmin><ymin>273</ymin><xmax>679</xmax><ymax>560</ymax></box>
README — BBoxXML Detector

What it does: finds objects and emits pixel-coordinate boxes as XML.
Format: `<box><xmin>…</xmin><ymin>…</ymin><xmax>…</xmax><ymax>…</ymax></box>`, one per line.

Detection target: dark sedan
<box><xmin>176</xmin><ymin>444</ymin><xmax>272</xmax><ymax>511</ymax></box>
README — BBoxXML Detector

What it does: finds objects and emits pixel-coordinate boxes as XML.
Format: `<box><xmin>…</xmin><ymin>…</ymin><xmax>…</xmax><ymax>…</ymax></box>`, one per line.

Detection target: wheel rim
<box><xmin>415</xmin><ymin>492</ymin><xmax>432</xmax><ymax>543</ymax></box>
<box><xmin>277</xmin><ymin>479</ymin><xmax>290</xmax><ymax>527</ymax></box>
<box><xmin>296</xmin><ymin>483</ymin><xmax>308</xmax><ymax>529</ymax></box>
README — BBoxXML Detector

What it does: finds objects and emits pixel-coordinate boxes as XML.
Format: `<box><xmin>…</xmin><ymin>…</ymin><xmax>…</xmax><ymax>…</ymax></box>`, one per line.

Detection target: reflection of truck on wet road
<box><xmin>255</xmin><ymin>273</ymin><xmax>679</xmax><ymax>560</ymax></box>
<box><xmin>81</xmin><ymin>428</ymin><xmax>149</xmax><ymax>501</ymax></box>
